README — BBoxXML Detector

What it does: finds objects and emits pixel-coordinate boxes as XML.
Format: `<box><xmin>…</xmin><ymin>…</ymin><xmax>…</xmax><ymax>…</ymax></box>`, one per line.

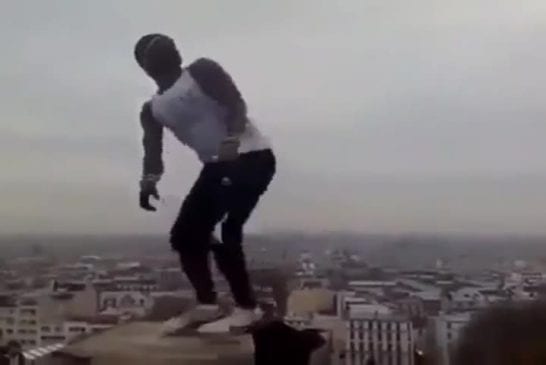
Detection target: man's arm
<box><xmin>140</xmin><ymin>102</ymin><xmax>163</xmax><ymax>211</ymax></box>
<box><xmin>188</xmin><ymin>58</ymin><xmax>247</xmax><ymax>136</ymax></box>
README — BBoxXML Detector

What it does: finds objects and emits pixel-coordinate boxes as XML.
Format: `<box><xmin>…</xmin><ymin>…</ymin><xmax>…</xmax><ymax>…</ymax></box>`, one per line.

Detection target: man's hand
<box><xmin>139</xmin><ymin>180</ymin><xmax>160</xmax><ymax>211</ymax></box>
<box><xmin>217</xmin><ymin>137</ymin><xmax>240</xmax><ymax>161</ymax></box>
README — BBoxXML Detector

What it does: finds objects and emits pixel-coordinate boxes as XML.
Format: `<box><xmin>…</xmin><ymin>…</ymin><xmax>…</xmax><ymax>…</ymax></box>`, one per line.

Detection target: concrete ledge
<box><xmin>53</xmin><ymin>322</ymin><xmax>254</xmax><ymax>365</ymax></box>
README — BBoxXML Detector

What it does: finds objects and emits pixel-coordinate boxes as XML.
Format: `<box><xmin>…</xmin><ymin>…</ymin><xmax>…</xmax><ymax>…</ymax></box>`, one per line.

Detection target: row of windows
<box><xmin>346</xmin><ymin>352</ymin><xmax>407</xmax><ymax>365</ymax></box>
<box><xmin>349</xmin><ymin>321</ymin><xmax>410</xmax><ymax>332</ymax></box>
<box><xmin>18</xmin><ymin>329</ymin><xmax>37</xmax><ymax>335</ymax></box>
<box><xmin>19</xmin><ymin>309</ymin><xmax>37</xmax><ymax>316</ymax></box>
<box><xmin>101</xmin><ymin>298</ymin><xmax>147</xmax><ymax>308</ymax></box>
<box><xmin>19</xmin><ymin>319</ymin><xmax>37</xmax><ymax>326</ymax></box>
<box><xmin>19</xmin><ymin>339</ymin><xmax>37</xmax><ymax>346</ymax></box>
<box><xmin>115</xmin><ymin>285</ymin><xmax>157</xmax><ymax>291</ymax></box>
<box><xmin>349</xmin><ymin>341</ymin><xmax>408</xmax><ymax>352</ymax></box>
<box><xmin>41</xmin><ymin>326</ymin><xmax>63</xmax><ymax>332</ymax></box>
<box><xmin>350</xmin><ymin>330</ymin><xmax>405</xmax><ymax>341</ymax></box>
<box><xmin>41</xmin><ymin>335</ymin><xmax>66</xmax><ymax>341</ymax></box>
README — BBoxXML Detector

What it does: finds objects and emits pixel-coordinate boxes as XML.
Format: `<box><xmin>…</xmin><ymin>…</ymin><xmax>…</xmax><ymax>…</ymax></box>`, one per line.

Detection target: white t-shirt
<box><xmin>150</xmin><ymin>70</ymin><xmax>270</xmax><ymax>163</ymax></box>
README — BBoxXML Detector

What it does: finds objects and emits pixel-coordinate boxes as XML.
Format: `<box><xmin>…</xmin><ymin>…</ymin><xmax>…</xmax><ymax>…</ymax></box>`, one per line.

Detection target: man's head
<box><xmin>134</xmin><ymin>34</ymin><xmax>182</xmax><ymax>78</ymax></box>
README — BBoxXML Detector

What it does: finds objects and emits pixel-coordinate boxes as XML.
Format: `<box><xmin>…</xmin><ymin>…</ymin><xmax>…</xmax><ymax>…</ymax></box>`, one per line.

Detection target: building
<box><xmin>348</xmin><ymin>281</ymin><xmax>397</xmax><ymax>292</ymax></box>
<box><xmin>433</xmin><ymin>312</ymin><xmax>472</xmax><ymax>365</ymax></box>
<box><xmin>296</xmin><ymin>251</ymin><xmax>317</xmax><ymax>277</ymax></box>
<box><xmin>397</xmin><ymin>296</ymin><xmax>425</xmax><ymax>318</ymax></box>
<box><xmin>411</xmin><ymin>291</ymin><xmax>442</xmax><ymax>316</ymax></box>
<box><xmin>346</xmin><ymin>313</ymin><xmax>414</xmax><ymax>365</ymax></box>
<box><xmin>336</xmin><ymin>291</ymin><xmax>373</xmax><ymax>318</ymax></box>
<box><xmin>287</xmin><ymin>289</ymin><xmax>336</xmax><ymax>316</ymax></box>
<box><xmin>99</xmin><ymin>290</ymin><xmax>154</xmax><ymax>317</ymax></box>
<box><xmin>0</xmin><ymin>297</ymin><xmax>41</xmax><ymax>348</ymax></box>
<box><xmin>51</xmin><ymin>280</ymin><xmax>100</xmax><ymax>318</ymax></box>
<box><xmin>156</xmin><ymin>268</ymin><xmax>186</xmax><ymax>291</ymax></box>
<box><xmin>443</xmin><ymin>288</ymin><xmax>486</xmax><ymax>312</ymax></box>
<box><xmin>0</xmin><ymin>289</ymin><xmax>115</xmax><ymax>350</ymax></box>
<box><xmin>112</xmin><ymin>278</ymin><xmax>158</xmax><ymax>292</ymax></box>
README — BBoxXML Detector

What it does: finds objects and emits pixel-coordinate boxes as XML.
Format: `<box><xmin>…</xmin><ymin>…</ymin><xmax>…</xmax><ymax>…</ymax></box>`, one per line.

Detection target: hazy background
<box><xmin>1</xmin><ymin>0</ymin><xmax>546</xmax><ymax>235</ymax></box>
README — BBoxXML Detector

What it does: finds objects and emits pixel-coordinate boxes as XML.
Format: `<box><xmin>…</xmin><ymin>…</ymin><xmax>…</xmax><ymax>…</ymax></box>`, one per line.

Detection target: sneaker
<box><xmin>161</xmin><ymin>304</ymin><xmax>222</xmax><ymax>336</ymax></box>
<box><xmin>197</xmin><ymin>307</ymin><xmax>262</xmax><ymax>334</ymax></box>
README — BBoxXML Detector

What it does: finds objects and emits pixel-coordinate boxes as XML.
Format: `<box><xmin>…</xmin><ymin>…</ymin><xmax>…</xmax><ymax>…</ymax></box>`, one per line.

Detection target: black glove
<box><xmin>139</xmin><ymin>180</ymin><xmax>159</xmax><ymax>212</ymax></box>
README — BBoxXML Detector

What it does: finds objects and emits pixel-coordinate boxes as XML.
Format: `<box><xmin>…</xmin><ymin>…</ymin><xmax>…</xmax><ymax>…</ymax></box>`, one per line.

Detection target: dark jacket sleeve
<box><xmin>188</xmin><ymin>58</ymin><xmax>247</xmax><ymax>135</ymax></box>
<box><xmin>140</xmin><ymin>102</ymin><xmax>164</xmax><ymax>181</ymax></box>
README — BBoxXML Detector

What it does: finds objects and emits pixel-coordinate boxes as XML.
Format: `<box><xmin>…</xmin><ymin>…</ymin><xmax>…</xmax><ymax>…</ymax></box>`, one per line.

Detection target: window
<box><xmin>6</xmin><ymin>329</ymin><xmax>13</xmax><ymax>334</ymax></box>
<box><xmin>41</xmin><ymin>326</ymin><xmax>50</xmax><ymax>332</ymax></box>
<box><xmin>69</xmin><ymin>327</ymin><xmax>86</xmax><ymax>333</ymax></box>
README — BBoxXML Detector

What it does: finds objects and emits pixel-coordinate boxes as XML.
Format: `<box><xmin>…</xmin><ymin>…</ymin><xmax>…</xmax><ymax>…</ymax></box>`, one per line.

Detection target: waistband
<box><xmin>204</xmin><ymin>148</ymin><xmax>274</xmax><ymax>165</ymax></box>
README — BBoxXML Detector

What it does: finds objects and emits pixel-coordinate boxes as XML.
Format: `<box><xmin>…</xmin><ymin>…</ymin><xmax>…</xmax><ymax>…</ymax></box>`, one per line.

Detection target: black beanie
<box><xmin>134</xmin><ymin>34</ymin><xmax>182</xmax><ymax>76</ymax></box>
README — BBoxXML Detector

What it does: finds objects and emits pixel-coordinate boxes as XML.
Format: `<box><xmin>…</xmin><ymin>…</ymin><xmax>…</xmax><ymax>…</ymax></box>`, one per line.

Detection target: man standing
<box><xmin>134</xmin><ymin>34</ymin><xmax>275</xmax><ymax>334</ymax></box>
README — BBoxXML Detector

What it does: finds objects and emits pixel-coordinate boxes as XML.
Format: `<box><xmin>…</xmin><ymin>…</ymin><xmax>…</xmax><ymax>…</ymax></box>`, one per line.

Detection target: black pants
<box><xmin>170</xmin><ymin>149</ymin><xmax>276</xmax><ymax>309</ymax></box>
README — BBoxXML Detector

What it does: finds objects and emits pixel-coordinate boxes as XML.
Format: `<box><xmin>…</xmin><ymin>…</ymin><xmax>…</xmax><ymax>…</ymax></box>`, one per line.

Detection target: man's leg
<box><xmin>170</xmin><ymin>167</ymin><xmax>229</xmax><ymax>305</ymax></box>
<box><xmin>212</xmin><ymin>188</ymin><xmax>262</xmax><ymax>309</ymax></box>
<box><xmin>212</xmin><ymin>151</ymin><xmax>276</xmax><ymax>309</ymax></box>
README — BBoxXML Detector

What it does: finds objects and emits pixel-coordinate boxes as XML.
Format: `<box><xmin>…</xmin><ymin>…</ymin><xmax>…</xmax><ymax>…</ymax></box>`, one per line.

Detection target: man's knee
<box><xmin>221</xmin><ymin>220</ymin><xmax>243</xmax><ymax>246</ymax></box>
<box><xmin>170</xmin><ymin>226</ymin><xmax>211</xmax><ymax>254</ymax></box>
<box><xmin>211</xmin><ymin>241</ymin><xmax>243</xmax><ymax>257</ymax></box>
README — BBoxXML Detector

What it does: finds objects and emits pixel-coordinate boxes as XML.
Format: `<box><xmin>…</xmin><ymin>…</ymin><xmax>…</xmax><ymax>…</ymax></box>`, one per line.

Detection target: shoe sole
<box><xmin>162</xmin><ymin>314</ymin><xmax>225</xmax><ymax>337</ymax></box>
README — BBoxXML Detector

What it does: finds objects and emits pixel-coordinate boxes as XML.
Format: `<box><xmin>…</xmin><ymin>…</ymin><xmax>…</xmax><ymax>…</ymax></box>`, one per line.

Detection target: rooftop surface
<box><xmin>55</xmin><ymin>321</ymin><xmax>254</xmax><ymax>365</ymax></box>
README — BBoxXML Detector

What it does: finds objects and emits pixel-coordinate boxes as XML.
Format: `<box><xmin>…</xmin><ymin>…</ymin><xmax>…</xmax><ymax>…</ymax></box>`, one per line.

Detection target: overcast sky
<box><xmin>2</xmin><ymin>0</ymin><xmax>546</xmax><ymax>235</ymax></box>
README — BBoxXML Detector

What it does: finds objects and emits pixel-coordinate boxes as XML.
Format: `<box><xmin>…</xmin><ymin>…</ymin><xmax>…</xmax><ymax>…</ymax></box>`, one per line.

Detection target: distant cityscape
<box><xmin>1</xmin><ymin>233</ymin><xmax>546</xmax><ymax>364</ymax></box>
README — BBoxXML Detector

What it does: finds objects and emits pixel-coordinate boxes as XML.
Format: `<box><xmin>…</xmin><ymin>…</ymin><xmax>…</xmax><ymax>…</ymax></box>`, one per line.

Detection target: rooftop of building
<box><xmin>411</xmin><ymin>290</ymin><xmax>442</xmax><ymax>301</ymax></box>
<box><xmin>348</xmin><ymin>280</ymin><xmax>396</xmax><ymax>287</ymax></box>
<box><xmin>437</xmin><ymin>311</ymin><xmax>474</xmax><ymax>322</ymax></box>
<box><xmin>54</xmin><ymin>321</ymin><xmax>254</xmax><ymax>365</ymax></box>
<box><xmin>66</xmin><ymin>314</ymin><xmax>120</xmax><ymax>325</ymax></box>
